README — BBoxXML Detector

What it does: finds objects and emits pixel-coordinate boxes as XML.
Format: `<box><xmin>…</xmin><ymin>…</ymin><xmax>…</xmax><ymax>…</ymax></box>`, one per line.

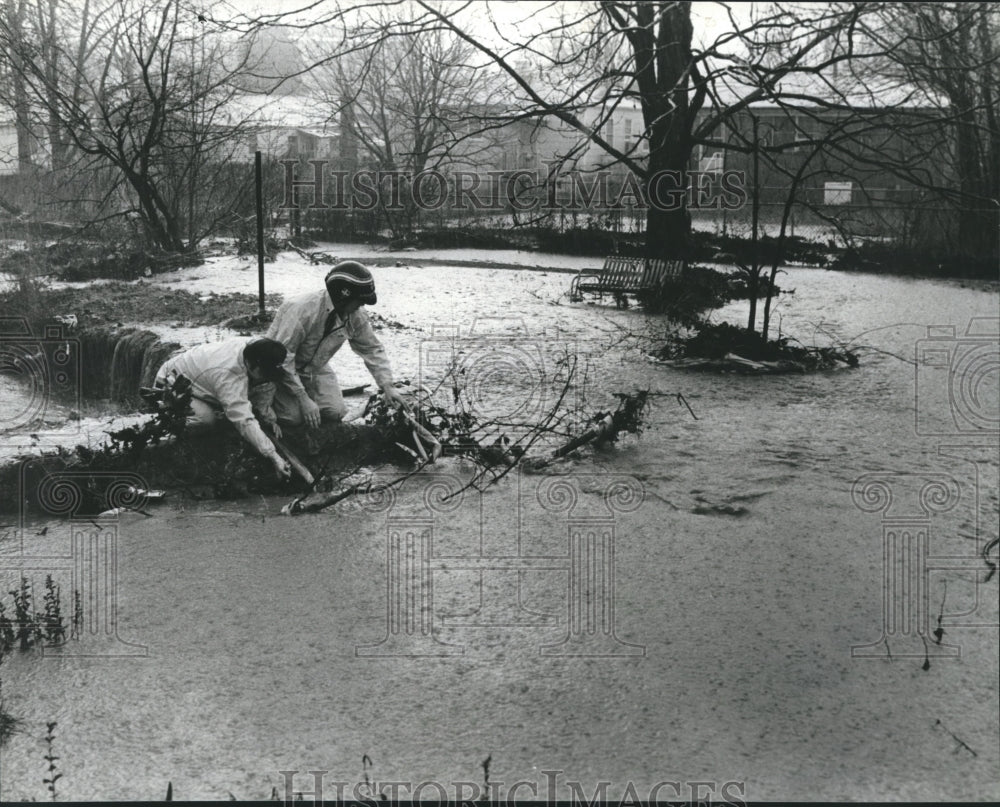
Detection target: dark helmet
<box><xmin>244</xmin><ymin>337</ymin><xmax>287</xmax><ymax>382</ymax></box>
<box><xmin>325</xmin><ymin>261</ymin><xmax>377</xmax><ymax>306</ymax></box>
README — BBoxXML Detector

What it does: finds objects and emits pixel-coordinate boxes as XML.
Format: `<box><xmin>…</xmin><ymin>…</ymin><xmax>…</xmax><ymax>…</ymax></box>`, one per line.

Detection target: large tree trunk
<box><xmin>39</xmin><ymin>0</ymin><xmax>70</xmax><ymax>172</ymax></box>
<box><xmin>643</xmin><ymin>185</ymin><xmax>691</xmax><ymax>261</ymax></box>
<box><xmin>6</xmin><ymin>0</ymin><xmax>35</xmax><ymax>172</ymax></box>
<box><xmin>644</xmin><ymin>113</ymin><xmax>692</xmax><ymax>261</ymax></box>
<box><xmin>131</xmin><ymin>173</ymin><xmax>186</xmax><ymax>253</ymax></box>
<box><xmin>954</xmin><ymin>102</ymin><xmax>996</xmax><ymax>257</ymax></box>
<box><xmin>638</xmin><ymin>1</ymin><xmax>694</xmax><ymax>261</ymax></box>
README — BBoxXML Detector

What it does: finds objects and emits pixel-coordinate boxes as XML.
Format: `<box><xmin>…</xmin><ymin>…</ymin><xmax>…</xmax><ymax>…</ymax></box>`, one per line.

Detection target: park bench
<box><xmin>569</xmin><ymin>256</ymin><xmax>685</xmax><ymax>308</ymax></box>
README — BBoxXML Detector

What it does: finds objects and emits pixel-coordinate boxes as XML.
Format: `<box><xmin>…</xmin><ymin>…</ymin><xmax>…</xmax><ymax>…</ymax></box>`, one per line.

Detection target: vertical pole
<box><xmin>255</xmin><ymin>150</ymin><xmax>265</xmax><ymax>317</ymax></box>
<box><xmin>748</xmin><ymin>115</ymin><xmax>760</xmax><ymax>332</ymax></box>
<box><xmin>720</xmin><ymin>125</ymin><xmax>729</xmax><ymax>237</ymax></box>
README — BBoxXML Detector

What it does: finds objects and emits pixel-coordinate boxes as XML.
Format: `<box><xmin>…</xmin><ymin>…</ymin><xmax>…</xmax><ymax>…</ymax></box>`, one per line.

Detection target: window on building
<box><xmin>824</xmin><ymin>181</ymin><xmax>853</xmax><ymax>205</ymax></box>
<box><xmin>700</xmin><ymin>151</ymin><xmax>723</xmax><ymax>174</ymax></box>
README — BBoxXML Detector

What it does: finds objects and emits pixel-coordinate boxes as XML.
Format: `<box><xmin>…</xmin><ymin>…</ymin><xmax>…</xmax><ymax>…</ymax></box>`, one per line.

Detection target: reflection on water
<box><xmin>0</xmin><ymin>261</ymin><xmax>997</xmax><ymax>801</ymax></box>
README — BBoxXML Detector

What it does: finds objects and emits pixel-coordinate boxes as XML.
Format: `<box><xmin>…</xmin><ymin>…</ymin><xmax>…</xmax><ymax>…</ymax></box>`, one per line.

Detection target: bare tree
<box><xmin>389</xmin><ymin>1</ymin><xmax>878</xmax><ymax>262</ymax></box>
<box><xmin>859</xmin><ymin>2</ymin><xmax>1000</xmax><ymax>260</ymax></box>
<box><xmin>0</xmin><ymin>0</ymin><xmax>264</xmax><ymax>252</ymax></box>
<box><xmin>1</xmin><ymin>0</ymin><xmax>36</xmax><ymax>172</ymax></box>
<box><xmin>303</xmin><ymin>16</ymin><xmax>503</xmax><ymax>237</ymax></box>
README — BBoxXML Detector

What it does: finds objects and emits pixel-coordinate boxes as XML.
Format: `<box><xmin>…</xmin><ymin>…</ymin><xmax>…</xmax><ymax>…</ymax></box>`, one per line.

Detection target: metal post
<box><xmin>749</xmin><ymin>115</ymin><xmax>761</xmax><ymax>332</ymax></box>
<box><xmin>255</xmin><ymin>150</ymin><xmax>265</xmax><ymax>317</ymax></box>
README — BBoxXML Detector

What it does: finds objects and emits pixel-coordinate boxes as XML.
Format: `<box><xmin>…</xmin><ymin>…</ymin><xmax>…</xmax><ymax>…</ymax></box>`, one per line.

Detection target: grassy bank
<box><xmin>0</xmin><ymin>417</ymin><xmax>397</xmax><ymax>517</ymax></box>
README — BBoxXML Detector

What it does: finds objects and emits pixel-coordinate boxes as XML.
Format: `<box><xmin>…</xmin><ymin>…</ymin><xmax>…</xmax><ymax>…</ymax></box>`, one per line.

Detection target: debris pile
<box><xmin>651</xmin><ymin>322</ymin><xmax>858</xmax><ymax>373</ymax></box>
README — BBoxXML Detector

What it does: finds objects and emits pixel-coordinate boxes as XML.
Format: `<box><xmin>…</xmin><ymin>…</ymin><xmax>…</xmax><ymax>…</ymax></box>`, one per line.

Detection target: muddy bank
<box><xmin>1</xmin><ymin>419</ymin><xmax>399</xmax><ymax>517</ymax></box>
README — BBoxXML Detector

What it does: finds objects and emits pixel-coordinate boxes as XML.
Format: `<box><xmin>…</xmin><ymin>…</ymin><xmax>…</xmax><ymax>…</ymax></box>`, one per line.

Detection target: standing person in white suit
<box><xmin>265</xmin><ymin>261</ymin><xmax>408</xmax><ymax>428</ymax></box>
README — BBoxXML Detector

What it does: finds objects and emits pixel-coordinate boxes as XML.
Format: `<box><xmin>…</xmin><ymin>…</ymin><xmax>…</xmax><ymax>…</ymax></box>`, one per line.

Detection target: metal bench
<box><xmin>569</xmin><ymin>256</ymin><xmax>685</xmax><ymax>307</ymax></box>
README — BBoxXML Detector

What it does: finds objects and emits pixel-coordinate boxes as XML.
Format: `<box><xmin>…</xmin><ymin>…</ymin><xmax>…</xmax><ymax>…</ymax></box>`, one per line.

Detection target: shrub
<box><xmin>634</xmin><ymin>264</ymin><xmax>732</xmax><ymax>325</ymax></box>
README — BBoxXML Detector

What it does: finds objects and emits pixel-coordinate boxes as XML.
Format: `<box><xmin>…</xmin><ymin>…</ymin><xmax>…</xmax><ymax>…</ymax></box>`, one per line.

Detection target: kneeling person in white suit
<box><xmin>154</xmin><ymin>336</ymin><xmax>292</xmax><ymax>479</ymax></box>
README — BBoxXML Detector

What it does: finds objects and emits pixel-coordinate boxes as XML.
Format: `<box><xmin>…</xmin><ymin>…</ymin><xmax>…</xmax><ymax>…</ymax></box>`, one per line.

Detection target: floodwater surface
<box><xmin>0</xmin><ymin>251</ymin><xmax>997</xmax><ymax>801</ymax></box>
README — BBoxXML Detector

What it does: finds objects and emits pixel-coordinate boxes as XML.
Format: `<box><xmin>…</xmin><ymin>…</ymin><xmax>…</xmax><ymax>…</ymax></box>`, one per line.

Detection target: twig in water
<box><xmin>933</xmin><ymin>581</ymin><xmax>947</xmax><ymax>644</ymax></box>
<box><xmin>934</xmin><ymin>718</ymin><xmax>978</xmax><ymax>757</ymax></box>
<box><xmin>480</xmin><ymin>754</ymin><xmax>492</xmax><ymax>801</ymax></box>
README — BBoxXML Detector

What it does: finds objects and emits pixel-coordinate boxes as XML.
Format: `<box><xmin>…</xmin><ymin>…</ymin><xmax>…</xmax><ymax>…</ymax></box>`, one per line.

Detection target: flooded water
<box><xmin>1</xmin><ymin>250</ymin><xmax>998</xmax><ymax>801</ymax></box>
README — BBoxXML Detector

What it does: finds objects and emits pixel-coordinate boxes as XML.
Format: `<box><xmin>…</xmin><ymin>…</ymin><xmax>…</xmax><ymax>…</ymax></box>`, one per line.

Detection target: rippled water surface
<box><xmin>1</xmin><ymin>254</ymin><xmax>997</xmax><ymax>801</ymax></box>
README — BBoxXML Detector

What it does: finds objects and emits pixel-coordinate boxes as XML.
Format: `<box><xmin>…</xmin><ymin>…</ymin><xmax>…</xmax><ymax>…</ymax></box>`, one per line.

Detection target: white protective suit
<box><xmin>265</xmin><ymin>288</ymin><xmax>394</xmax><ymax>424</ymax></box>
<box><xmin>154</xmin><ymin>337</ymin><xmax>281</xmax><ymax>461</ymax></box>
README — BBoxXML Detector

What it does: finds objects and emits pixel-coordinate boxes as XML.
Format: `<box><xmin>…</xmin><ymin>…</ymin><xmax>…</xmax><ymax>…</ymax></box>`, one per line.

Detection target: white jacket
<box><xmin>155</xmin><ymin>337</ymin><xmax>280</xmax><ymax>460</ymax></box>
<box><xmin>266</xmin><ymin>288</ymin><xmax>394</xmax><ymax>404</ymax></box>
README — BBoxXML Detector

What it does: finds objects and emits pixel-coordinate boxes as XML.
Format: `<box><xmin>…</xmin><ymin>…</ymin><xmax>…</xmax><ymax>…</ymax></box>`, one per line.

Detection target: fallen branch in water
<box><xmin>530</xmin><ymin>390</ymin><xmax>653</xmax><ymax>467</ymax></box>
<box><xmin>281</xmin><ymin>388</ymin><xmax>696</xmax><ymax>515</ymax></box>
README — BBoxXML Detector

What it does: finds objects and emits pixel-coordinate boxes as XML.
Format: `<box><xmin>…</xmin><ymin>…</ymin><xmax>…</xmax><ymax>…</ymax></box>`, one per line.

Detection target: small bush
<box><xmin>634</xmin><ymin>265</ymin><xmax>732</xmax><ymax>325</ymax></box>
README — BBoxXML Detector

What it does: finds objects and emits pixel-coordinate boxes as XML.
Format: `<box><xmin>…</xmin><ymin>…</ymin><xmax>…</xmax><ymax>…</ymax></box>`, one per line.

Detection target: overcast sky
<box><xmin>214</xmin><ymin>0</ymin><xmax>746</xmax><ymax>47</ymax></box>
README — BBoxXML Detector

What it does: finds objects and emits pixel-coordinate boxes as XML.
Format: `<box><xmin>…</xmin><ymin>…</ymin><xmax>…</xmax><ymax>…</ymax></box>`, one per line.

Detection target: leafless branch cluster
<box><xmin>3</xmin><ymin>2</ymin><xmax>995</xmax><ymax>263</ymax></box>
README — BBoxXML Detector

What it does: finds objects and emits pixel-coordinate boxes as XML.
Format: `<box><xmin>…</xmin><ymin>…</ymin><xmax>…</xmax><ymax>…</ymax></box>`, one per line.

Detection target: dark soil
<box><xmin>1</xmin><ymin>279</ymin><xmax>284</xmax><ymax>332</ymax></box>
<box><xmin>1</xmin><ymin>241</ymin><xmax>204</xmax><ymax>282</ymax></box>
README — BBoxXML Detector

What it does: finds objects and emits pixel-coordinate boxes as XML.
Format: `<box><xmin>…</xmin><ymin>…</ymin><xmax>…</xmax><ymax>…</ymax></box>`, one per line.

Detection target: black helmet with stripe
<box><xmin>325</xmin><ymin>261</ymin><xmax>377</xmax><ymax>306</ymax></box>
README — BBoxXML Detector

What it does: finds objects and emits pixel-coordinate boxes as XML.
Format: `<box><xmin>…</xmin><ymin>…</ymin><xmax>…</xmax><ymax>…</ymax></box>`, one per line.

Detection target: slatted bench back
<box><xmin>639</xmin><ymin>258</ymin><xmax>685</xmax><ymax>288</ymax></box>
<box><xmin>569</xmin><ymin>256</ymin><xmax>687</xmax><ymax>303</ymax></box>
<box><xmin>600</xmin><ymin>256</ymin><xmax>645</xmax><ymax>289</ymax></box>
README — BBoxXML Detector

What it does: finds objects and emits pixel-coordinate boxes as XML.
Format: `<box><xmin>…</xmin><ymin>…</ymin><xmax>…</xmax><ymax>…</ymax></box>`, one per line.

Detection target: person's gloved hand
<box><xmin>382</xmin><ymin>384</ymin><xmax>411</xmax><ymax>411</ymax></box>
<box><xmin>271</xmin><ymin>454</ymin><xmax>292</xmax><ymax>480</ymax></box>
<box><xmin>299</xmin><ymin>396</ymin><xmax>321</xmax><ymax>429</ymax></box>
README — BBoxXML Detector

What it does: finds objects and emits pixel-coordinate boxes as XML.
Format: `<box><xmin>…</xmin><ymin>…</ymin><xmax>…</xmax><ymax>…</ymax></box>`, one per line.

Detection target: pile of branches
<box><xmin>282</xmin><ymin>384</ymin><xmax>660</xmax><ymax>515</ymax></box>
<box><xmin>652</xmin><ymin>321</ymin><xmax>858</xmax><ymax>373</ymax></box>
<box><xmin>633</xmin><ymin>265</ymin><xmax>732</xmax><ymax>323</ymax></box>
<box><xmin>3</xmin><ymin>350</ymin><xmax>672</xmax><ymax>517</ymax></box>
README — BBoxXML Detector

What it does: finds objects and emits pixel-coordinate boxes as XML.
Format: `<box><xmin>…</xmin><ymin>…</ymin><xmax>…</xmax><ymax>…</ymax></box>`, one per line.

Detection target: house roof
<box><xmin>706</xmin><ymin>66</ymin><xmax>945</xmax><ymax>110</ymax></box>
<box><xmin>219</xmin><ymin>91</ymin><xmax>336</xmax><ymax>132</ymax></box>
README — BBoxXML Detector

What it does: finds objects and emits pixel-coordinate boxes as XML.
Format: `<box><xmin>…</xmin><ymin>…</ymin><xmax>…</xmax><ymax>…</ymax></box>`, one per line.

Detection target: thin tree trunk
<box><xmin>747</xmin><ymin>116</ymin><xmax>760</xmax><ymax>332</ymax></box>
